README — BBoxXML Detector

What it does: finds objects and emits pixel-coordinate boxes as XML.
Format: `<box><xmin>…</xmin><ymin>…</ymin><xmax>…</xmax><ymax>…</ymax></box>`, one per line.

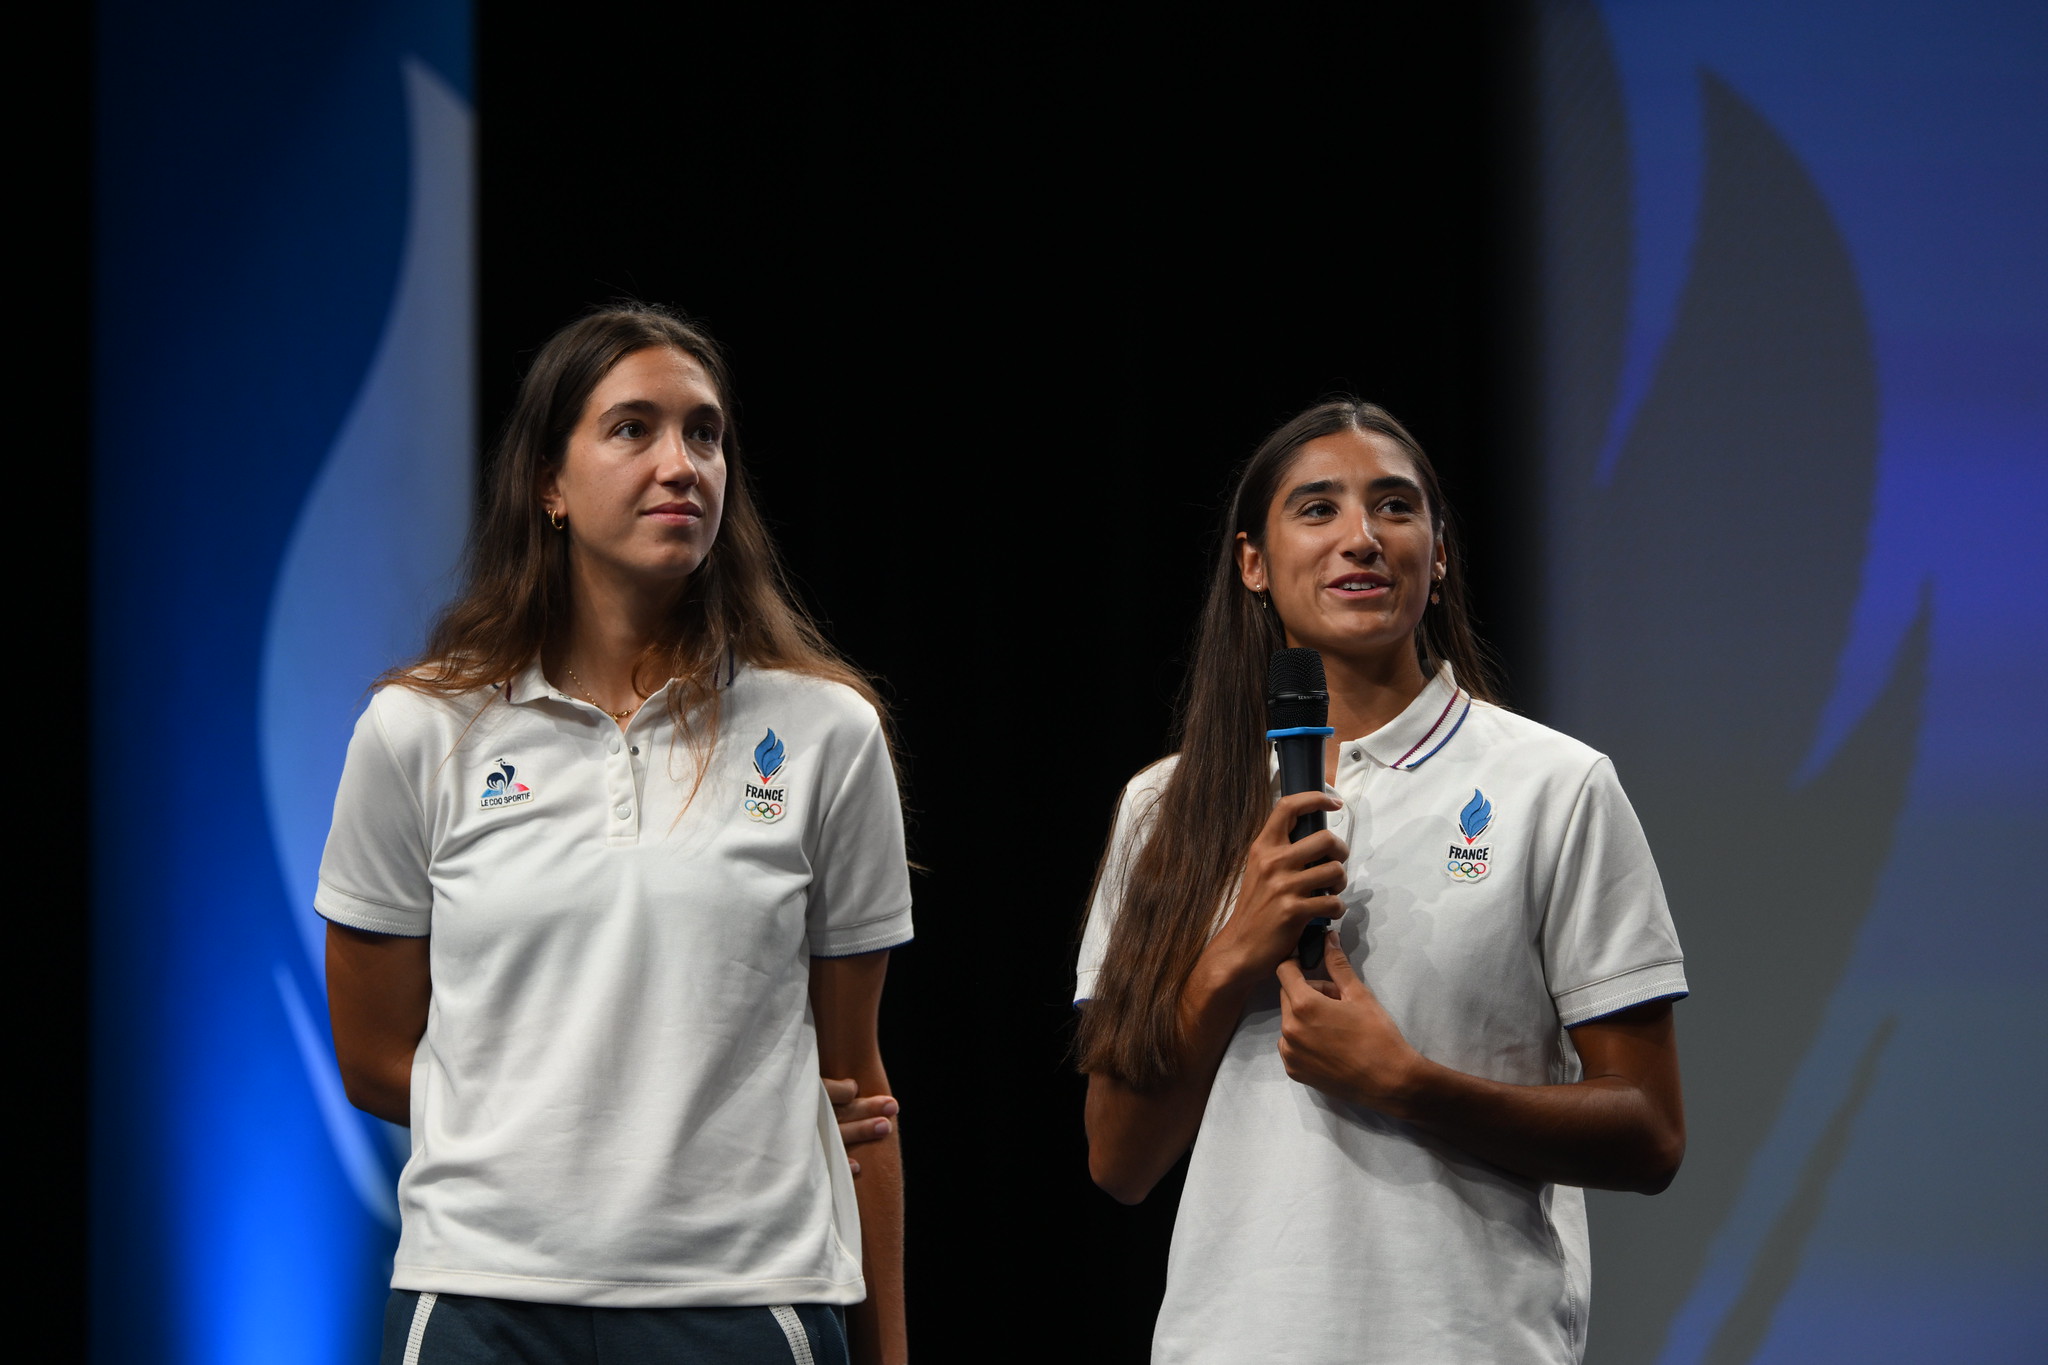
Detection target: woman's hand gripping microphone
<box><xmin>1199</xmin><ymin>790</ymin><xmax>1349</xmax><ymax>990</ymax></box>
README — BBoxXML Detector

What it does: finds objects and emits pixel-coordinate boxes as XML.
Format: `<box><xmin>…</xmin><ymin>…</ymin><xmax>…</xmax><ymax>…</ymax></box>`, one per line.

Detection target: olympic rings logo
<box><xmin>1445</xmin><ymin>859</ymin><xmax>1488</xmax><ymax>879</ymax></box>
<box><xmin>744</xmin><ymin>798</ymin><xmax>785</xmax><ymax>820</ymax></box>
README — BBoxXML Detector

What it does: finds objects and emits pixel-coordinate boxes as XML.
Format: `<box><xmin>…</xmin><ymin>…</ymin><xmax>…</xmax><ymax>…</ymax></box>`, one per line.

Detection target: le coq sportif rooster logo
<box><xmin>479</xmin><ymin>758</ymin><xmax>533</xmax><ymax>810</ymax></box>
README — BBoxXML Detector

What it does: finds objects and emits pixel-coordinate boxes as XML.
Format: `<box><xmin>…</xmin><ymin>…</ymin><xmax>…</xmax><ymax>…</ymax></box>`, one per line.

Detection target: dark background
<box><xmin>32</xmin><ymin>0</ymin><xmax>95</xmax><ymax>1341</ymax></box>
<box><xmin>36</xmin><ymin>6</ymin><xmax>1534</xmax><ymax>1356</ymax></box>
<box><xmin>56</xmin><ymin>6</ymin><xmax>2048</xmax><ymax>1358</ymax></box>
<box><xmin>479</xmin><ymin>7</ymin><xmax>1530</xmax><ymax>1355</ymax></box>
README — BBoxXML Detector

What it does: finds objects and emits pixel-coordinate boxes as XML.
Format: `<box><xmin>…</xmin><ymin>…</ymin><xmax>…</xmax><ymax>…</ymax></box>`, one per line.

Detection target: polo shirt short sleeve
<box><xmin>1074</xmin><ymin>761</ymin><xmax>1174</xmax><ymax>1006</ymax></box>
<box><xmin>1074</xmin><ymin>666</ymin><xmax>1686</xmax><ymax>1365</ymax></box>
<box><xmin>1543</xmin><ymin>757</ymin><xmax>1689</xmax><ymax>1026</ymax></box>
<box><xmin>806</xmin><ymin>716</ymin><xmax>918</xmax><ymax>958</ymax></box>
<box><xmin>315</xmin><ymin>663</ymin><xmax>912</xmax><ymax>1308</ymax></box>
<box><xmin>317</xmin><ymin>695</ymin><xmax>435</xmax><ymax>936</ymax></box>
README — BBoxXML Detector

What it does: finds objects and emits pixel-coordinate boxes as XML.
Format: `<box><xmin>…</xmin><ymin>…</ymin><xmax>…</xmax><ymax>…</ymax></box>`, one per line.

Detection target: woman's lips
<box><xmin>642</xmin><ymin>503</ymin><xmax>702</xmax><ymax>524</ymax></box>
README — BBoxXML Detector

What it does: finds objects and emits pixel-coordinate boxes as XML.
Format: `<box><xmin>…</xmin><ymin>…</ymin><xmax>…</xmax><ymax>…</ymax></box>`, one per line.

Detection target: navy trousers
<box><xmin>381</xmin><ymin>1291</ymin><xmax>850</xmax><ymax>1365</ymax></box>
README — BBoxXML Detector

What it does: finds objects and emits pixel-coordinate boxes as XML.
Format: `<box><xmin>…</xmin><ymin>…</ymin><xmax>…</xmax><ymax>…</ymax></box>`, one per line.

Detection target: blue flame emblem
<box><xmin>1459</xmin><ymin>789</ymin><xmax>1493</xmax><ymax>843</ymax></box>
<box><xmin>754</xmin><ymin>729</ymin><xmax>787</xmax><ymax>781</ymax></box>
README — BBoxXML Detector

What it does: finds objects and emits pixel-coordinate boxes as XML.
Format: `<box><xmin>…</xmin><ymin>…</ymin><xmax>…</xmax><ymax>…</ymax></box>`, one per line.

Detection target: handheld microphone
<box><xmin>1267</xmin><ymin>648</ymin><xmax>1336</xmax><ymax>970</ymax></box>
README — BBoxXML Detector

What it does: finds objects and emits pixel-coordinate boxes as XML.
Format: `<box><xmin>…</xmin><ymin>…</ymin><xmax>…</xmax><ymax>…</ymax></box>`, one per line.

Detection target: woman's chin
<box><xmin>1285</xmin><ymin>621</ymin><xmax>1418</xmax><ymax>667</ymax></box>
<box><xmin>575</xmin><ymin>547</ymin><xmax>708</xmax><ymax>592</ymax></box>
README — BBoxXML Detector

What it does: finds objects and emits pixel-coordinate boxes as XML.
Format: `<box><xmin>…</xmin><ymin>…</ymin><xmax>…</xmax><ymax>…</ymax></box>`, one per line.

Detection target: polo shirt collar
<box><xmin>503</xmin><ymin>658</ymin><xmax>555</xmax><ymax>705</ymax></box>
<box><xmin>1354</xmin><ymin>663</ymin><xmax>1470</xmax><ymax>770</ymax></box>
<box><xmin>499</xmin><ymin>650</ymin><xmax>742</xmax><ymax>707</ymax></box>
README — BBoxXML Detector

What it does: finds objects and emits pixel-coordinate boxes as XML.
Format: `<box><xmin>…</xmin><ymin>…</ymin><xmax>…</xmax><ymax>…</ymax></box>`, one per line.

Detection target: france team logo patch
<box><xmin>1446</xmin><ymin>788</ymin><xmax>1492</xmax><ymax>881</ymax></box>
<box><xmin>744</xmin><ymin>729</ymin><xmax>789</xmax><ymax>823</ymax></box>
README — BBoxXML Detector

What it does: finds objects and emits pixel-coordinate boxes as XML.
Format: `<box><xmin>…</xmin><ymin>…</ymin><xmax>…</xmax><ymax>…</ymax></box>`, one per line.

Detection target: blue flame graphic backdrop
<box><xmin>91</xmin><ymin>3</ymin><xmax>470</xmax><ymax>1361</ymax></box>
<box><xmin>87</xmin><ymin>2</ymin><xmax>2041</xmax><ymax>1361</ymax></box>
<box><xmin>1534</xmin><ymin>3</ymin><xmax>2045</xmax><ymax>1361</ymax></box>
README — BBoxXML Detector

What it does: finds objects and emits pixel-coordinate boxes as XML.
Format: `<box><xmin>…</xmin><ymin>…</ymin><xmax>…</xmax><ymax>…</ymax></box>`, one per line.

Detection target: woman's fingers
<box><xmin>839</xmin><ymin>1096</ymin><xmax>899</xmax><ymax>1124</ymax></box>
<box><xmin>1279</xmin><ymin>867</ymin><xmax>1348</xmax><ymax>921</ymax></box>
<box><xmin>1213</xmin><ymin>793</ymin><xmax>1353</xmax><ymax>981</ymax></box>
<box><xmin>1284</xmin><ymin>854</ymin><xmax>1349</xmax><ymax>893</ymax></box>
<box><xmin>1318</xmin><ymin>931</ymin><xmax>1362</xmax><ymax>987</ymax></box>
<box><xmin>1273</xmin><ymin>827</ymin><xmax>1348</xmax><ymax>867</ymax></box>
<box><xmin>825</xmin><ymin>1076</ymin><xmax>899</xmax><ymax>1148</ymax></box>
<box><xmin>1261</xmin><ymin>789</ymin><xmax>1342</xmax><ymax>841</ymax></box>
<box><xmin>1250</xmin><ymin>794</ymin><xmax>1347</xmax><ymax>896</ymax></box>
<box><xmin>840</xmin><ymin>1117</ymin><xmax>894</xmax><ymax>1146</ymax></box>
<box><xmin>836</xmin><ymin>1100</ymin><xmax>900</xmax><ymax>1147</ymax></box>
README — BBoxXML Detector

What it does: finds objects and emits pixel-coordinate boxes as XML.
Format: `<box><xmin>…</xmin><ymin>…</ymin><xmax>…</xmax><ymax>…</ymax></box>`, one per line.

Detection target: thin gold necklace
<box><xmin>564</xmin><ymin>665</ymin><xmax>637</xmax><ymax>722</ymax></box>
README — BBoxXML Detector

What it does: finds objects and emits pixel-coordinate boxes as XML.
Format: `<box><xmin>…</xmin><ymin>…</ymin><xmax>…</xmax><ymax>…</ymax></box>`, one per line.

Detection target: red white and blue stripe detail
<box><xmin>1393</xmin><ymin>688</ymin><xmax>1472</xmax><ymax>770</ymax></box>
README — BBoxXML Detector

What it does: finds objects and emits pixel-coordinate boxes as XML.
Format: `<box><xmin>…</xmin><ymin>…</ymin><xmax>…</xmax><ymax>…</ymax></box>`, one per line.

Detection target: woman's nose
<box><xmin>1342</xmin><ymin>508</ymin><xmax>1382</xmax><ymax>555</ymax></box>
<box><xmin>655</xmin><ymin>433</ymin><xmax>699</xmax><ymax>484</ymax></box>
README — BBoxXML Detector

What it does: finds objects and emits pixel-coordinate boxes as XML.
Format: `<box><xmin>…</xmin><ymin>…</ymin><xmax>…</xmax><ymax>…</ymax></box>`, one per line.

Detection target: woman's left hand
<box><xmin>1275</xmin><ymin>931</ymin><xmax>1424</xmax><ymax>1116</ymax></box>
<box><xmin>825</xmin><ymin>1076</ymin><xmax>898</xmax><ymax>1175</ymax></box>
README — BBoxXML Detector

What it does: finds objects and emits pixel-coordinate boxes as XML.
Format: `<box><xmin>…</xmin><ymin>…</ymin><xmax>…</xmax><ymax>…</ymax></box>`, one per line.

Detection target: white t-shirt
<box><xmin>317</xmin><ymin>661</ymin><xmax>913</xmax><ymax>1307</ymax></box>
<box><xmin>1076</xmin><ymin>666</ymin><xmax>1686</xmax><ymax>1364</ymax></box>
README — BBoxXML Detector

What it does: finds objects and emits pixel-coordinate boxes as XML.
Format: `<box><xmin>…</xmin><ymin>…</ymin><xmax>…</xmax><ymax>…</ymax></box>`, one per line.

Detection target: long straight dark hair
<box><xmin>1076</xmin><ymin>400</ymin><xmax>1501</xmax><ymax>1088</ymax></box>
<box><xmin>379</xmin><ymin>302</ymin><xmax>887</xmax><ymax>776</ymax></box>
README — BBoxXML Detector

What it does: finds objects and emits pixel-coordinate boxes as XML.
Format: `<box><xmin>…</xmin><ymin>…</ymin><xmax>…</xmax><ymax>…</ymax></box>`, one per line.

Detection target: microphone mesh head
<box><xmin>1267</xmin><ymin>648</ymin><xmax>1329</xmax><ymax>729</ymax></box>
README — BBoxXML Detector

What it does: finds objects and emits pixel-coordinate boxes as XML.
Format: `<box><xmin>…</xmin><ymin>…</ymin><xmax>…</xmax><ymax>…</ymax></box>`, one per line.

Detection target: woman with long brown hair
<box><xmin>320</xmin><ymin>304</ymin><xmax>908</xmax><ymax>1364</ymax></box>
<box><xmin>1076</xmin><ymin>400</ymin><xmax>1688</xmax><ymax>1363</ymax></box>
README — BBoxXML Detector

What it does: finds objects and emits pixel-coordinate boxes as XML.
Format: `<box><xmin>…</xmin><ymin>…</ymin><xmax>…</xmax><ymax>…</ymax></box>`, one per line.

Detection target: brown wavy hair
<box><xmin>379</xmin><ymin>302</ymin><xmax>887</xmax><ymax>778</ymax></box>
<box><xmin>1076</xmin><ymin>400</ymin><xmax>1501</xmax><ymax>1088</ymax></box>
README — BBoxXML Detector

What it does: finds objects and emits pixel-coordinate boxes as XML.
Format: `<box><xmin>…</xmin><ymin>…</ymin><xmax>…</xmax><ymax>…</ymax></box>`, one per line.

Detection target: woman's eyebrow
<box><xmin>1283</xmin><ymin>477</ymin><xmax>1341</xmax><ymax>502</ymax></box>
<box><xmin>1367</xmin><ymin>475</ymin><xmax>1424</xmax><ymax>498</ymax></box>
<box><xmin>594</xmin><ymin>398</ymin><xmax>661</xmax><ymax>422</ymax></box>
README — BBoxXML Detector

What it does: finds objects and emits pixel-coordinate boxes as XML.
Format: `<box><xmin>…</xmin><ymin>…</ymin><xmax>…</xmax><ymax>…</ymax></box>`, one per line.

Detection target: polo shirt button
<box><xmin>614</xmin><ymin>804</ymin><xmax>632</xmax><ymax>820</ymax></box>
<box><xmin>1351</xmin><ymin>748</ymin><xmax>1362</xmax><ymax>762</ymax></box>
<box><xmin>608</xmin><ymin>738</ymin><xmax>621</xmax><ymax>755</ymax></box>
<box><xmin>629</xmin><ymin>746</ymin><xmax>639</xmax><ymax>755</ymax></box>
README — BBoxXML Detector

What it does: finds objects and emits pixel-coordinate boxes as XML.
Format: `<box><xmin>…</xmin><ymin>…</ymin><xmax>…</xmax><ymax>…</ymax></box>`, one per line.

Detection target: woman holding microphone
<box><xmin>322</xmin><ymin>304</ymin><xmax>909</xmax><ymax>1364</ymax></box>
<box><xmin>1077</xmin><ymin>400</ymin><xmax>1687</xmax><ymax>1364</ymax></box>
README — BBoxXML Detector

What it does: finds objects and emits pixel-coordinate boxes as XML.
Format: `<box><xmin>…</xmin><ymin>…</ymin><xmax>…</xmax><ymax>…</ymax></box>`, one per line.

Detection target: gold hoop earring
<box><xmin>547</xmin><ymin>508</ymin><xmax>565</xmax><ymax>531</ymax></box>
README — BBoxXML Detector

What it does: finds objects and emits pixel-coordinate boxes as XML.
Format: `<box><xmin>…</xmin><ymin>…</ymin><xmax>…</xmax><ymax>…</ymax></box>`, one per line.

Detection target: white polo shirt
<box><xmin>1076</xmin><ymin>665</ymin><xmax>1686</xmax><ymax>1364</ymax></box>
<box><xmin>317</xmin><ymin>660</ymin><xmax>913</xmax><ymax>1307</ymax></box>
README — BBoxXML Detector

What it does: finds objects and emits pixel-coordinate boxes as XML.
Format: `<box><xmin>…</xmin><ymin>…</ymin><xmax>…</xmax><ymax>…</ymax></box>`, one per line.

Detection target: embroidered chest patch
<box><xmin>479</xmin><ymin>758</ymin><xmax>533</xmax><ymax>810</ymax></box>
<box><xmin>743</xmin><ymin>729</ymin><xmax>790</xmax><ymax>824</ymax></box>
<box><xmin>1445</xmin><ymin>788</ymin><xmax>1493</xmax><ymax>881</ymax></box>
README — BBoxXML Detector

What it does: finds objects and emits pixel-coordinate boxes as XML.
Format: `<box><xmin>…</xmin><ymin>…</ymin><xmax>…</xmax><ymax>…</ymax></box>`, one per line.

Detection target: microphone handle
<box><xmin>1273</xmin><ymin>734</ymin><xmax>1333</xmax><ymax>970</ymax></box>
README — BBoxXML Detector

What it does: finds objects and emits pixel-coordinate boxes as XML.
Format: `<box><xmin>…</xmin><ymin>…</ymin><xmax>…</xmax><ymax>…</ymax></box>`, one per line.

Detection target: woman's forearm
<box><xmin>809</xmin><ymin>952</ymin><xmax>904</xmax><ymax>1364</ymax></box>
<box><xmin>846</xmin><ymin>1112</ymin><xmax>904</xmax><ymax>1365</ymax></box>
<box><xmin>1277</xmin><ymin>955</ymin><xmax>1685</xmax><ymax>1195</ymax></box>
<box><xmin>1085</xmin><ymin>953</ymin><xmax>1255</xmax><ymax>1204</ymax></box>
<box><xmin>326</xmin><ymin>922</ymin><xmax>429</xmax><ymax>1127</ymax></box>
<box><xmin>339</xmin><ymin>1053</ymin><xmax>413</xmax><ymax>1127</ymax></box>
<box><xmin>1087</xmin><ymin>791</ymin><xmax>1351</xmax><ymax>1202</ymax></box>
<box><xmin>1387</xmin><ymin>1061</ymin><xmax>1684</xmax><ymax>1193</ymax></box>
